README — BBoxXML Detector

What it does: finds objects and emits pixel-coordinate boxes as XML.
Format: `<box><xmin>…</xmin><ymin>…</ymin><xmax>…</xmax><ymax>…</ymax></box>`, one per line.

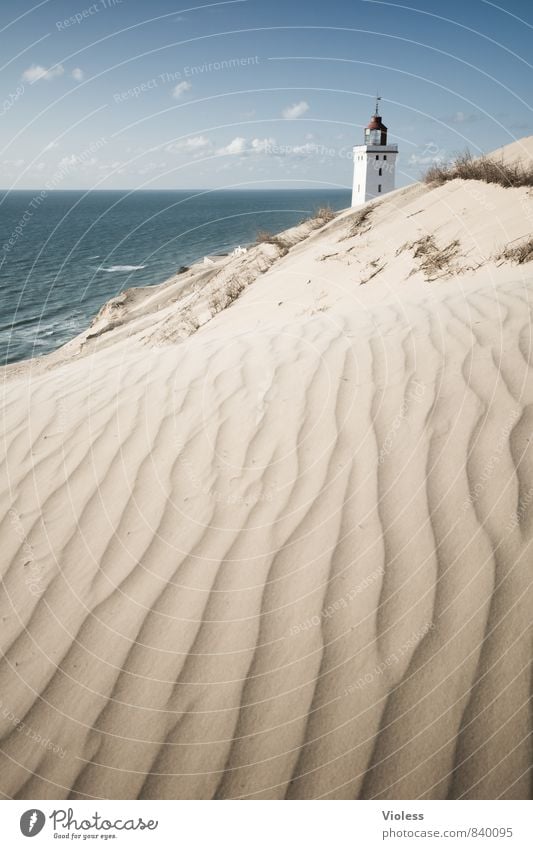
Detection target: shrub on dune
<box><xmin>424</xmin><ymin>150</ymin><xmax>533</xmax><ymax>188</ymax></box>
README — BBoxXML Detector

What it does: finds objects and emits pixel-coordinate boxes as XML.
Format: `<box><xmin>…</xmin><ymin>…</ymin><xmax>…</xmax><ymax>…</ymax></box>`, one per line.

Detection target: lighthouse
<box><xmin>352</xmin><ymin>98</ymin><xmax>398</xmax><ymax>206</ymax></box>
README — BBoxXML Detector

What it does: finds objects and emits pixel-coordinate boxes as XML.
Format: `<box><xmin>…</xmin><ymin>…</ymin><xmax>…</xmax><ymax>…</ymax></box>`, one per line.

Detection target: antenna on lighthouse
<box><xmin>375</xmin><ymin>93</ymin><xmax>381</xmax><ymax>115</ymax></box>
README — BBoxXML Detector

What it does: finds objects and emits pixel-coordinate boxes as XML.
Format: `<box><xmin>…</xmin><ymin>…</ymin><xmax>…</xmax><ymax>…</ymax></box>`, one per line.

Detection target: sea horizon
<box><xmin>0</xmin><ymin>186</ymin><xmax>353</xmax><ymax>193</ymax></box>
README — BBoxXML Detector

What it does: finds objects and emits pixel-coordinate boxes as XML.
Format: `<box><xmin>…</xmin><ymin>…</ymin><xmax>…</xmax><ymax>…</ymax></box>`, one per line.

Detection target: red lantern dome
<box><xmin>364</xmin><ymin>96</ymin><xmax>388</xmax><ymax>145</ymax></box>
<box><xmin>365</xmin><ymin>115</ymin><xmax>388</xmax><ymax>145</ymax></box>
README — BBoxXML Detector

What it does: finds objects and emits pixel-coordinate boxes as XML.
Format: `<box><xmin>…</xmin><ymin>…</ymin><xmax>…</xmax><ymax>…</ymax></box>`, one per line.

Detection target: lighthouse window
<box><xmin>379</xmin><ymin>167</ymin><xmax>382</xmax><ymax>176</ymax></box>
<box><xmin>378</xmin><ymin>184</ymin><xmax>382</xmax><ymax>193</ymax></box>
<box><xmin>375</xmin><ymin>155</ymin><xmax>379</xmax><ymax>160</ymax></box>
<box><xmin>384</xmin><ymin>155</ymin><xmax>387</xmax><ymax>160</ymax></box>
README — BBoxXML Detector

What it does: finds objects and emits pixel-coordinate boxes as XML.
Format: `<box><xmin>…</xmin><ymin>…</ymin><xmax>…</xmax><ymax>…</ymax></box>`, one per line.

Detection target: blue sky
<box><xmin>1</xmin><ymin>0</ymin><xmax>532</xmax><ymax>189</ymax></box>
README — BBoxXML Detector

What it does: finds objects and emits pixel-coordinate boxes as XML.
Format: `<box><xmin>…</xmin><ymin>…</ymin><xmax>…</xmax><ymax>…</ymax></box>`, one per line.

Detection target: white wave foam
<box><xmin>97</xmin><ymin>265</ymin><xmax>146</xmax><ymax>272</ymax></box>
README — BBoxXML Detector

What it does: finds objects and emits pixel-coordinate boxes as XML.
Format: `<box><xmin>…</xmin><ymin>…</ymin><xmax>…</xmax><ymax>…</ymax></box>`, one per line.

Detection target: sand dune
<box><xmin>1</xmin><ymin>138</ymin><xmax>533</xmax><ymax>799</ymax></box>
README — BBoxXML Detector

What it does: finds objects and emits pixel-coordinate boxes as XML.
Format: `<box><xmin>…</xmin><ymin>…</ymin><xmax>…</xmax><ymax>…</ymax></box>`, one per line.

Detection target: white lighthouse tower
<box><xmin>352</xmin><ymin>98</ymin><xmax>398</xmax><ymax>206</ymax></box>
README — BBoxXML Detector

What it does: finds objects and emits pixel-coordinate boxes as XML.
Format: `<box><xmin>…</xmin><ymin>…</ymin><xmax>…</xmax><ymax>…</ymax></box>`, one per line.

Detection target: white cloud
<box><xmin>22</xmin><ymin>63</ymin><xmax>64</xmax><ymax>83</ymax></box>
<box><xmin>97</xmin><ymin>159</ymin><xmax>128</xmax><ymax>177</ymax></box>
<box><xmin>58</xmin><ymin>155</ymin><xmax>78</xmax><ymax>170</ymax></box>
<box><xmin>43</xmin><ymin>141</ymin><xmax>59</xmax><ymax>151</ymax></box>
<box><xmin>217</xmin><ymin>137</ymin><xmax>277</xmax><ymax>157</ymax></box>
<box><xmin>57</xmin><ymin>154</ymin><xmax>98</xmax><ymax>173</ymax></box>
<box><xmin>71</xmin><ymin>68</ymin><xmax>84</xmax><ymax>81</ymax></box>
<box><xmin>167</xmin><ymin>135</ymin><xmax>279</xmax><ymax>159</ymax></box>
<box><xmin>159</xmin><ymin>134</ymin><xmax>329</xmax><ymax>163</ymax></box>
<box><xmin>218</xmin><ymin>136</ymin><xmax>247</xmax><ymax>156</ymax></box>
<box><xmin>182</xmin><ymin>135</ymin><xmax>210</xmax><ymax>151</ymax></box>
<box><xmin>408</xmin><ymin>153</ymin><xmax>445</xmax><ymax>167</ymax></box>
<box><xmin>172</xmin><ymin>81</ymin><xmax>192</xmax><ymax>99</ymax></box>
<box><xmin>138</xmin><ymin>161</ymin><xmax>168</xmax><ymax>175</ymax></box>
<box><xmin>250</xmin><ymin>137</ymin><xmax>276</xmax><ymax>153</ymax></box>
<box><xmin>99</xmin><ymin>161</ymin><xmax>126</xmax><ymax>173</ymax></box>
<box><xmin>282</xmin><ymin>100</ymin><xmax>309</xmax><ymax>120</ymax></box>
<box><xmin>249</xmin><ymin>140</ymin><xmax>316</xmax><ymax>158</ymax></box>
<box><xmin>291</xmin><ymin>143</ymin><xmax>318</xmax><ymax>157</ymax></box>
<box><xmin>165</xmin><ymin>135</ymin><xmax>212</xmax><ymax>156</ymax></box>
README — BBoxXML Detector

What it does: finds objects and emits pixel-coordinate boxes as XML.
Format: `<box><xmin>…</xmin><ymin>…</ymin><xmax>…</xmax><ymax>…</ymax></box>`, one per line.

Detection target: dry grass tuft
<box><xmin>424</xmin><ymin>150</ymin><xmax>533</xmax><ymax>188</ymax></box>
<box><xmin>255</xmin><ymin>230</ymin><xmax>289</xmax><ymax>254</ymax></box>
<box><xmin>404</xmin><ymin>235</ymin><xmax>460</xmax><ymax>280</ymax></box>
<box><xmin>360</xmin><ymin>258</ymin><xmax>386</xmax><ymax>285</ymax></box>
<box><xmin>343</xmin><ymin>204</ymin><xmax>375</xmax><ymax>239</ymax></box>
<box><xmin>298</xmin><ymin>205</ymin><xmax>337</xmax><ymax>228</ymax></box>
<box><xmin>498</xmin><ymin>236</ymin><xmax>533</xmax><ymax>265</ymax></box>
<box><xmin>210</xmin><ymin>277</ymin><xmax>246</xmax><ymax>312</ymax></box>
<box><xmin>313</xmin><ymin>205</ymin><xmax>336</xmax><ymax>224</ymax></box>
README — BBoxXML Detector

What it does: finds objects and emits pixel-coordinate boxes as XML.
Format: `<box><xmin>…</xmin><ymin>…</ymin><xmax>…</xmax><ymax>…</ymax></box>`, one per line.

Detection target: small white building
<box><xmin>203</xmin><ymin>246</ymin><xmax>247</xmax><ymax>266</ymax></box>
<box><xmin>203</xmin><ymin>253</ymin><xmax>228</xmax><ymax>266</ymax></box>
<box><xmin>352</xmin><ymin>99</ymin><xmax>398</xmax><ymax>206</ymax></box>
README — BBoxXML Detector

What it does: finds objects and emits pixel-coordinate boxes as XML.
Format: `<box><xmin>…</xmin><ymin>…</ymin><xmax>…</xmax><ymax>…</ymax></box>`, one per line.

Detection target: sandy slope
<box><xmin>1</xmin><ymin>138</ymin><xmax>533</xmax><ymax>799</ymax></box>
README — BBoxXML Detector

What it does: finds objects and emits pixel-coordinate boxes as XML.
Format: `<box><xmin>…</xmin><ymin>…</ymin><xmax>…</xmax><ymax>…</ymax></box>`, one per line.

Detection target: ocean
<box><xmin>0</xmin><ymin>188</ymin><xmax>350</xmax><ymax>365</ymax></box>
